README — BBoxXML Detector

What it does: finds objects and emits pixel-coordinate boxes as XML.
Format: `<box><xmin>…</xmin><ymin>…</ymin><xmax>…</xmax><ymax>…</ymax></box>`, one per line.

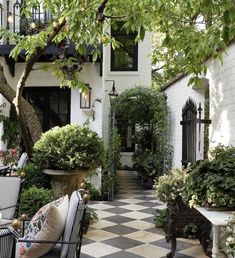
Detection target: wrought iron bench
<box><xmin>165</xmin><ymin>195</ymin><xmax>212</xmax><ymax>258</ymax></box>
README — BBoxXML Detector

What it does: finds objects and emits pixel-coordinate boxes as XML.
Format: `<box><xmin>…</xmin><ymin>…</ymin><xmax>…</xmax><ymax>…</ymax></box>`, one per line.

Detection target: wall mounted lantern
<box><xmin>80</xmin><ymin>87</ymin><xmax>91</xmax><ymax>109</ymax></box>
<box><xmin>108</xmin><ymin>80</ymin><xmax>118</xmax><ymax>103</ymax></box>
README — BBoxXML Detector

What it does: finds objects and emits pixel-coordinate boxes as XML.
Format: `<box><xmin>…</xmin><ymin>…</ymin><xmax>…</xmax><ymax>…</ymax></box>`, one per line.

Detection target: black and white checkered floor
<box><xmin>81</xmin><ymin>170</ymin><xmax>208</xmax><ymax>258</ymax></box>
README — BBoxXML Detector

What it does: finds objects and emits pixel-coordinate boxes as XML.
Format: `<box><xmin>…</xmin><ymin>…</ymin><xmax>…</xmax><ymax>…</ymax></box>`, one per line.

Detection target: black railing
<box><xmin>180</xmin><ymin>98</ymin><xmax>211</xmax><ymax>166</ymax></box>
<box><xmin>0</xmin><ymin>0</ymin><xmax>52</xmax><ymax>41</ymax></box>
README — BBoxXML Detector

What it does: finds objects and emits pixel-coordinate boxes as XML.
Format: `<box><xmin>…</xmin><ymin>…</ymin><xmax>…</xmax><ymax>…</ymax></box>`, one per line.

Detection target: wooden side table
<box><xmin>196</xmin><ymin>207</ymin><xmax>234</xmax><ymax>258</ymax></box>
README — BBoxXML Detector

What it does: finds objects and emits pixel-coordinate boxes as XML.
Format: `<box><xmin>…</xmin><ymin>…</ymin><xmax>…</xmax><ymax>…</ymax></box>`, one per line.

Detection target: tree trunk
<box><xmin>0</xmin><ymin>65</ymin><xmax>42</xmax><ymax>154</ymax></box>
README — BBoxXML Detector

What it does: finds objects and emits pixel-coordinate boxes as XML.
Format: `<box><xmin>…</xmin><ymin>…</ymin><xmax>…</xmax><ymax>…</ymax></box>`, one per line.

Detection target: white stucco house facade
<box><xmin>0</xmin><ymin>1</ymin><xmax>152</xmax><ymax>187</ymax></box>
<box><xmin>164</xmin><ymin>42</ymin><xmax>235</xmax><ymax>168</ymax></box>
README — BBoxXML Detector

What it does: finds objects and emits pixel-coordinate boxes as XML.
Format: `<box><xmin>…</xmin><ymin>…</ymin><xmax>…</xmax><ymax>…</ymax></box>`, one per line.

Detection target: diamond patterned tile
<box><xmin>102</xmin><ymin>225</ymin><xmax>138</xmax><ymax>235</ymax></box>
<box><xmin>117</xmin><ymin>198</ymin><xmax>143</xmax><ymax>204</ymax></box>
<box><xmin>89</xmin><ymin>203</ymin><xmax>115</xmax><ymax>210</ymax></box>
<box><xmin>104</xmin><ymin>207</ymin><xmax>132</xmax><ymax>214</ymax></box>
<box><xmin>124</xmin><ymin>231</ymin><xmax>164</xmax><ymax>243</ymax></box>
<box><xmin>122</xmin><ymin>211</ymin><xmax>153</xmax><ymax>220</ymax></box>
<box><xmin>91</xmin><ymin>219</ymin><xmax>117</xmax><ymax>229</ymax></box>
<box><xmin>119</xmin><ymin>203</ymin><xmax>148</xmax><ymax>211</ymax></box>
<box><xmin>179</xmin><ymin>245</ymin><xmax>209</xmax><ymax>258</ymax></box>
<box><xmin>85</xmin><ymin>229</ymin><xmax>119</xmax><ymax>241</ymax></box>
<box><xmin>102</xmin><ymin>236</ymin><xmax>143</xmax><ymax>250</ymax></box>
<box><xmin>81</xmin><ymin>170</ymin><xmax>209</xmax><ymax>258</ymax></box>
<box><xmin>104</xmin><ymin>215</ymin><xmax>134</xmax><ymax>224</ymax></box>
<box><xmin>101</xmin><ymin>251</ymin><xmax>144</xmax><ymax>258</ymax></box>
<box><xmin>95</xmin><ymin>210</ymin><xmax>115</xmax><ymax>219</ymax></box>
<box><xmin>81</xmin><ymin>242</ymin><xmax>121</xmax><ymax>257</ymax></box>
<box><xmin>127</xmin><ymin>243</ymin><xmax>169</xmax><ymax>258</ymax></box>
<box><xmin>122</xmin><ymin>220</ymin><xmax>153</xmax><ymax>231</ymax></box>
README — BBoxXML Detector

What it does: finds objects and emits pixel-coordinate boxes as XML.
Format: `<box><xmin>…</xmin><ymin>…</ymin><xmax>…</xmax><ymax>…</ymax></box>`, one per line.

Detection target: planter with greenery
<box><xmin>33</xmin><ymin>124</ymin><xmax>105</xmax><ymax>198</ymax></box>
<box><xmin>154</xmin><ymin>166</ymin><xmax>211</xmax><ymax>257</ymax></box>
<box><xmin>183</xmin><ymin>145</ymin><xmax>235</xmax><ymax>209</ymax></box>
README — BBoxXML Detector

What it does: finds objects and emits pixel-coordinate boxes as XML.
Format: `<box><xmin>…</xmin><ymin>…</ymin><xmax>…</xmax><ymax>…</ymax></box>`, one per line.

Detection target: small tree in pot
<box><xmin>33</xmin><ymin>124</ymin><xmax>105</xmax><ymax>198</ymax></box>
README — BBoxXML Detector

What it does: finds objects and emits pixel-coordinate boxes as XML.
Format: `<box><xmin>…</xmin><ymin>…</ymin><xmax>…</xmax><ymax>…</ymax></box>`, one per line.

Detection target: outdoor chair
<box><xmin>0</xmin><ymin>177</ymin><xmax>22</xmax><ymax>258</ymax></box>
<box><xmin>11</xmin><ymin>189</ymin><xmax>86</xmax><ymax>258</ymax></box>
<box><xmin>0</xmin><ymin>176</ymin><xmax>22</xmax><ymax>226</ymax></box>
<box><xmin>0</xmin><ymin>152</ymin><xmax>28</xmax><ymax>176</ymax></box>
<box><xmin>0</xmin><ymin>227</ymin><xmax>16</xmax><ymax>258</ymax></box>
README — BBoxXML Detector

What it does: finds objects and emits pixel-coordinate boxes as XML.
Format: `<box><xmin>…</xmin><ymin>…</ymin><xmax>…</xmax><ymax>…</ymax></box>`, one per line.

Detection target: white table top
<box><xmin>196</xmin><ymin>207</ymin><xmax>234</xmax><ymax>226</ymax></box>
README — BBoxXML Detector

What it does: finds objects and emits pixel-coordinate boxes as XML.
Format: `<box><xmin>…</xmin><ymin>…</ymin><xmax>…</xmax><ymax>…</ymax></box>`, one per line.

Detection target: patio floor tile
<box><xmin>81</xmin><ymin>170</ymin><xmax>210</xmax><ymax>258</ymax></box>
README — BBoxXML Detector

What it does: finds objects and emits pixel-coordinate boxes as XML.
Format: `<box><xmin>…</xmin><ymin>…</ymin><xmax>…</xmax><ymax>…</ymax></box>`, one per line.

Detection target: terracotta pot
<box><xmin>43</xmin><ymin>169</ymin><xmax>90</xmax><ymax>198</ymax></box>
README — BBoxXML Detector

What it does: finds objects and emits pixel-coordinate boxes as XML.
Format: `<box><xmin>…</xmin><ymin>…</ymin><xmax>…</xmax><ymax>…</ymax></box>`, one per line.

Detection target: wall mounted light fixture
<box><xmin>80</xmin><ymin>87</ymin><xmax>91</xmax><ymax>109</ymax></box>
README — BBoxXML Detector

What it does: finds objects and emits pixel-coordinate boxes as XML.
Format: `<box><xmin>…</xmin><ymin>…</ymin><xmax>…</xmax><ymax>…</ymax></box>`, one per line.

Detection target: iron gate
<box><xmin>181</xmin><ymin>98</ymin><xmax>197</xmax><ymax>166</ymax></box>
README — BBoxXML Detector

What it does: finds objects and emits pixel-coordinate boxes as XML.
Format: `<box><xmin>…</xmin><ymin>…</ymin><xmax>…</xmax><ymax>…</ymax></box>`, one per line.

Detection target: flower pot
<box><xmin>43</xmin><ymin>169</ymin><xmax>90</xmax><ymax>198</ymax></box>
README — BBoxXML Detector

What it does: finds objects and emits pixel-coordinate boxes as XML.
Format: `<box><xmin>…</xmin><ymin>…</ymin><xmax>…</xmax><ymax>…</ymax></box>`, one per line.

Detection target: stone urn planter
<box><xmin>44</xmin><ymin>169</ymin><xmax>90</xmax><ymax>198</ymax></box>
<box><xmin>33</xmin><ymin>124</ymin><xmax>105</xmax><ymax>198</ymax></box>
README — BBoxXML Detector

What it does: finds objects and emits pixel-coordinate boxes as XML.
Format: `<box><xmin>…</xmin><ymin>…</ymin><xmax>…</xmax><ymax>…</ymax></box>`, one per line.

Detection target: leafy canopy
<box><xmin>151</xmin><ymin>0</ymin><xmax>235</xmax><ymax>88</ymax></box>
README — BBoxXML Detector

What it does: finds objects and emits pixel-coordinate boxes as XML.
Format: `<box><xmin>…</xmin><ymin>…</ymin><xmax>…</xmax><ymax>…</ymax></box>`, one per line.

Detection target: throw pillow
<box><xmin>19</xmin><ymin>195</ymin><xmax>68</xmax><ymax>258</ymax></box>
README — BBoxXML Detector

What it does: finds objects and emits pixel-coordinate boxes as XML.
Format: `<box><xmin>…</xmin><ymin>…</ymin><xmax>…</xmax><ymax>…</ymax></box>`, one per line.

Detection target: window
<box><xmin>111</xmin><ymin>23</ymin><xmax>138</xmax><ymax>71</ymax></box>
<box><xmin>23</xmin><ymin>87</ymin><xmax>70</xmax><ymax>132</ymax></box>
<box><xmin>116</xmin><ymin>118</ymin><xmax>135</xmax><ymax>152</ymax></box>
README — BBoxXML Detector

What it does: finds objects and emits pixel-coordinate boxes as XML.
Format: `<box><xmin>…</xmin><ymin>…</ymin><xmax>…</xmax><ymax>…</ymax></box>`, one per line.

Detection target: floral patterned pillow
<box><xmin>19</xmin><ymin>195</ymin><xmax>68</xmax><ymax>257</ymax></box>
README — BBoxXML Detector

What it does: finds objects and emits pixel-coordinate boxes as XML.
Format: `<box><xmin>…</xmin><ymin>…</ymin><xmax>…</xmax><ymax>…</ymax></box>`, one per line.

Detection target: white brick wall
<box><xmin>207</xmin><ymin>43</ymin><xmax>235</xmax><ymax>147</ymax></box>
<box><xmin>164</xmin><ymin>76</ymin><xmax>206</xmax><ymax>168</ymax></box>
<box><xmin>164</xmin><ymin>42</ymin><xmax>235</xmax><ymax>167</ymax></box>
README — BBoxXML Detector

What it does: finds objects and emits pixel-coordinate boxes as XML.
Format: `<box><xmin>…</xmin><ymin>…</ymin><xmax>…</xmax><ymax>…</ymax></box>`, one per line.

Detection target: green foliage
<box><xmin>183</xmin><ymin>146</ymin><xmax>235</xmax><ymax>208</ymax></box>
<box><xmin>0</xmin><ymin>0</ymin><xmax>157</xmax><ymax>89</ymax></box>
<box><xmin>17</xmin><ymin>163</ymin><xmax>51</xmax><ymax>190</ymax></box>
<box><xmin>84</xmin><ymin>181</ymin><xmax>102</xmax><ymax>201</ymax></box>
<box><xmin>151</xmin><ymin>0</ymin><xmax>235</xmax><ymax>88</ymax></box>
<box><xmin>33</xmin><ymin>124</ymin><xmax>105</xmax><ymax>170</ymax></box>
<box><xmin>154</xmin><ymin>208</ymin><xmax>167</xmax><ymax>230</ymax></box>
<box><xmin>154</xmin><ymin>167</ymin><xmax>189</xmax><ymax>205</ymax></box>
<box><xmin>115</xmin><ymin>86</ymin><xmax>172</xmax><ymax>178</ymax></box>
<box><xmin>223</xmin><ymin>214</ymin><xmax>235</xmax><ymax>255</ymax></box>
<box><xmin>182</xmin><ymin>223</ymin><xmax>198</xmax><ymax>239</ymax></box>
<box><xmin>101</xmin><ymin>129</ymin><xmax>121</xmax><ymax>200</ymax></box>
<box><xmin>209</xmin><ymin>143</ymin><xmax>235</xmax><ymax>160</ymax></box>
<box><xmin>85</xmin><ymin>206</ymin><xmax>98</xmax><ymax>224</ymax></box>
<box><xmin>19</xmin><ymin>186</ymin><xmax>54</xmax><ymax>218</ymax></box>
<box><xmin>0</xmin><ymin>104</ymin><xmax>20</xmax><ymax>149</ymax></box>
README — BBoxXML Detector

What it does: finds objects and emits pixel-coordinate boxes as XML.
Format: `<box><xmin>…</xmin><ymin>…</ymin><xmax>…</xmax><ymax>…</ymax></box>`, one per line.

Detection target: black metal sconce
<box><xmin>80</xmin><ymin>87</ymin><xmax>91</xmax><ymax>109</ymax></box>
<box><xmin>107</xmin><ymin>80</ymin><xmax>118</xmax><ymax>103</ymax></box>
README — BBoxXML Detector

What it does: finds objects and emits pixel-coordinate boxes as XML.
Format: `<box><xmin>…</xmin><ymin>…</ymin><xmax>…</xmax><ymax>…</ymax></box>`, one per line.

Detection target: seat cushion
<box><xmin>0</xmin><ymin>218</ymin><xmax>12</xmax><ymax>226</ymax></box>
<box><xmin>0</xmin><ymin>176</ymin><xmax>21</xmax><ymax>220</ymax></box>
<box><xmin>60</xmin><ymin>191</ymin><xmax>82</xmax><ymax>258</ymax></box>
<box><xmin>19</xmin><ymin>195</ymin><xmax>69</xmax><ymax>258</ymax></box>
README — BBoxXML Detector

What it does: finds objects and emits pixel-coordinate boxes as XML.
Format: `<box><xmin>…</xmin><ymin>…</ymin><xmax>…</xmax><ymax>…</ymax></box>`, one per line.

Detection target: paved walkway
<box><xmin>81</xmin><ymin>170</ymin><xmax>208</xmax><ymax>258</ymax></box>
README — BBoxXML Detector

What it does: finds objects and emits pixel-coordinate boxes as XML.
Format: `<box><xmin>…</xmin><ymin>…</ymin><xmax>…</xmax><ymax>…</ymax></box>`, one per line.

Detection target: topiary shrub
<box><xmin>19</xmin><ymin>186</ymin><xmax>54</xmax><ymax>218</ymax></box>
<box><xmin>17</xmin><ymin>163</ymin><xmax>51</xmax><ymax>189</ymax></box>
<box><xmin>33</xmin><ymin>124</ymin><xmax>105</xmax><ymax>171</ymax></box>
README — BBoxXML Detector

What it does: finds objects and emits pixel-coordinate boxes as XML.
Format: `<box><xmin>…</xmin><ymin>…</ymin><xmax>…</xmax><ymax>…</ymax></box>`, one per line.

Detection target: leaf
<box><xmin>223</xmin><ymin>10</ymin><xmax>231</xmax><ymax>25</ymax></box>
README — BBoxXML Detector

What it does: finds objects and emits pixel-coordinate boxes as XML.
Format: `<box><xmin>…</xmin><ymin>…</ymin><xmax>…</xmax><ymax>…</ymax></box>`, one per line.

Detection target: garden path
<box><xmin>81</xmin><ymin>170</ymin><xmax>208</xmax><ymax>258</ymax></box>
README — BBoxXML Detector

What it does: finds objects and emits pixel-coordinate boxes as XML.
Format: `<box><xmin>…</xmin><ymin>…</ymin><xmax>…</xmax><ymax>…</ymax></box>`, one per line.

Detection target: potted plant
<box><xmin>183</xmin><ymin>145</ymin><xmax>235</xmax><ymax>209</ymax></box>
<box><xmin>33</xmin><ymin>124</ymin><xmax>105</xmax><ymax>198</ymax></box>
<box><xmin>83</xmin><ymin>207</ymin><xmax>98</xmax><ymax>234</ymax></box>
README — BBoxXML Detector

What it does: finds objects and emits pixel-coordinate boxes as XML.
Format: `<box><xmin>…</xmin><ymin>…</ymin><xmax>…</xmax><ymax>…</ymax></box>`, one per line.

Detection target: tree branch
<box><xmin>96</xmin><ymin>0</ymin><xmax>109</xmax><ymax>21</ymax></box>
<box><xmin>13</xmin><ymin>19</ymin><xmax>66</xmax><ymax>155</ymax></box>
<box><xmin>0</xmin><ymin>65</ymin><xmax>42</xmax><ymax>145</ymax></box>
